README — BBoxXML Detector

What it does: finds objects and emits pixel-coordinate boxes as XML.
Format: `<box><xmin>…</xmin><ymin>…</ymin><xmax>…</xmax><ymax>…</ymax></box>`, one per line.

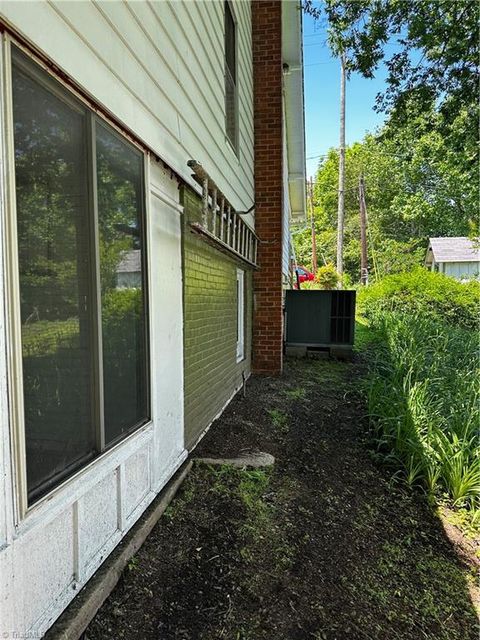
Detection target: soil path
<box><xmin>85</xmin><ymin>358</ymin><xmax>478</xmax><ymax>640</ymax></box>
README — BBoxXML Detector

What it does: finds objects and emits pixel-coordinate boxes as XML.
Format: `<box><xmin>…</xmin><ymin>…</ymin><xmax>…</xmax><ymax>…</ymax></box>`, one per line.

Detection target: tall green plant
<box><xmin>365</xmin><ymin>311</ymin><xmax>479</xmax><ymax>509</ymax></box>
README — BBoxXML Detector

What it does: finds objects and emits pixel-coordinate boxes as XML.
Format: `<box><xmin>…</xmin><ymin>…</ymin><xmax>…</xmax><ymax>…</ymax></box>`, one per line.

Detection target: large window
<box><xmin>11</xmin><ymin>48</ymin><xmax>149</xmax><ymax>505</ymax></box>
<box><xmin>224</xmin><ymin>1</ymin><xmax>238</xmax><ymax>151</ymax></box>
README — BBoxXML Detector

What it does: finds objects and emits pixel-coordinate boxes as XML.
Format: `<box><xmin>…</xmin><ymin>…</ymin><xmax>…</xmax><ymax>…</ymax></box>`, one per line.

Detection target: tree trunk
<box><xmin>309</xmin><ymin>176</ymin><xmax>318</xmax><ymax>274</ymax></box>
<box><xmin>359</xmin><ymin>174</ymin><xmax>368</xmax><ymax>285</ymax></box>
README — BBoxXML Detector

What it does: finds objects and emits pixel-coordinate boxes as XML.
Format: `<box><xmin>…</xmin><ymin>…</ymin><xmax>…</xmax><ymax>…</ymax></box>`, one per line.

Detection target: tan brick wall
<box><xmin>182</xmin><ymin>187</ymin><xmax>253</xmax><ymax>450</ymax></box>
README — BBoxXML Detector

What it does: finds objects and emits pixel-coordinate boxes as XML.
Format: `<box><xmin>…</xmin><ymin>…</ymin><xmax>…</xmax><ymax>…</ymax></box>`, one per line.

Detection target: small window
<box><xmin>236</xmin><ymin>269</ymin><xmax>245</xmax><ymax>362</ymax></box>
<box><xmin>11</xmin><ymin>48</ymin><xmax>149</xmax><ymax>505</ymax></box>
<box><xmin>224</xmin><ymin>1</ymin><xmax>238</xmax><ymax>151</ymax></box>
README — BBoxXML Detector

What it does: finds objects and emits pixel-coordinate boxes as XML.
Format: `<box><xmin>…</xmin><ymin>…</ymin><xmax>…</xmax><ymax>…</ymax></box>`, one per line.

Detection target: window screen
<box><xmin>96</xmin><ymin>123</ymin><xmax>148</xmax><ymax>445</ymax></box>
<box><xmin>11</xmin><ymin>48</ymin><xmax>150</xmax><ymax>504</ymax></box>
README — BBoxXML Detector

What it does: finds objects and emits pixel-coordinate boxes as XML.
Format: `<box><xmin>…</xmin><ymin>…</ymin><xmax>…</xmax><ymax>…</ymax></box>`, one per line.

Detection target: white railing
<box><xmin>187</xmin><ymin>160</ymin><xmax>258</xmax><ymax>267</ymax></box>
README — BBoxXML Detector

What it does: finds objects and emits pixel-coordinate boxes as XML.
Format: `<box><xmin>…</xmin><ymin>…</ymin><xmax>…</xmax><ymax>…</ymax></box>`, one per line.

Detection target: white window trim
<box><xmin>236</xmin><ymin>268</ymin><xmax>245</xmax><ymax>363</ymax></box>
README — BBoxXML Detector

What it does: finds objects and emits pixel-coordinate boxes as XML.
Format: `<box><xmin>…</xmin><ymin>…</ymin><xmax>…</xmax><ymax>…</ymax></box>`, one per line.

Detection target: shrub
<box><xmin>358</xmin><ymin>268</ymin><xmax>480</xmax><ymax>330</ymax></box>
<box><xmin>315</xmin><ymin>263</ymin><xmax>340</xmax><ymax>290</ymax></box>
<box><xmin>300</xmin><ymin>280</ymin><xmax>321</xmax><ymax>290</ymax></box>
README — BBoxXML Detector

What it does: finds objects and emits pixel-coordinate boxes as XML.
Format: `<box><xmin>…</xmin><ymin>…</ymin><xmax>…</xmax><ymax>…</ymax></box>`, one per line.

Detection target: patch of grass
<box><xmin>283</xmin><ymin>386</ymin><xmax>307</xmax><ymax>401</ymax></box>
<box><xmin>237</xmin><ymin>469</ymin><xmax>274</xmax><ymax>549</ymax></box>
<box><xmin>354</xmin><ymin>317</ymin><xmax>385</xmax><ymax>354</ymax></box>
<box><xmin>440</xmin><ymin>504</ymin><xmax>480</xmax><ymax>539</ymax></box>
<box><xmin>267</xmin><ymin>408</ymin><xmax>288</xmax><ymax>431</ymax></box>
<box><xmin>354</xmin><ymin>540</ymin><xmax>477</xmax><ymax>639</ymax></box>
<box><xmin>22</xmin><ymin>318</ymin><xmax>79</xmax><ymax>357</ymax></box>
<box><xmin>163</xmin><ymin>474</ymin><xmax>196</xmax><ymax>520</ymax></box>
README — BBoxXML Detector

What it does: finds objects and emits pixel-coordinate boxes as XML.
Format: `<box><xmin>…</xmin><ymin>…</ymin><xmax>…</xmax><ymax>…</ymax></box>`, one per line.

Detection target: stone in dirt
<box><xmin>194</xmin><ymin>451</ymin><xmax>275</xmax><ymax>468</ymax></box>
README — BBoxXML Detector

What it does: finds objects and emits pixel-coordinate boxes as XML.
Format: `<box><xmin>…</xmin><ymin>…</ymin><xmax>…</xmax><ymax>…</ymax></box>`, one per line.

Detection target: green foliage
<box><xmin>315</xmin><ymin>263</ymin><xmax>340</xmax><ymax>290</ymax></box>
<box><xmin>300</xmin><ymin>280</ymin><xmax>321</xmax><ymax>290</ymax></box>
<box><xmin>300</xmin><ymin>2</ymin><xmax>479</xmax><ymax>283</ymax></box>
<box><xmin>22</xmin><ymin>318</ymin><xmax>79</xmax><ymax>358</ymax></box>
<box><xmin>364</xmin><ymin>310</ymin><xmax>479</xmax><ymax>509</ymax></box>
<box><xmin>102</xmin><ymin>287</ymin><xmax>143</xmax><ymax>329</ymax></box>
<box><xmin>21</xmin><ymin>288</ymin><xmax>143</xmax><ymax>359</ymax></box>
<box><xmin>283</xmin><ymin>387</ymin><xmax>307</xmax><ymax>401</ymax></box>
<box><xmin>321</xmin><ymin>0</ymin><xmax>479</xmax><ymax>156</ymax></box>
<box><xmin>358</xmin><ymin>268</ymin><xmax>480</xmax><ymax>330</ymax></box>
<box><xmin>293</xmin><ymin>130</ymin><xmax>477</xmax><ymax>284</ymax></box>
<box><xmin>267</xmin><ymin>408</ymin><xmax>288</xmax><ymax>432</ymax></box>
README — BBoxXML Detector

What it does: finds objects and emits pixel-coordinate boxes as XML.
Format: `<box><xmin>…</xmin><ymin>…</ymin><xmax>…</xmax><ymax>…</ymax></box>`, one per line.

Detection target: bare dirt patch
<box><xmin>85</xmin><ymin>358</ymin><xmax>478</xmax><ymax>640</ymax></box>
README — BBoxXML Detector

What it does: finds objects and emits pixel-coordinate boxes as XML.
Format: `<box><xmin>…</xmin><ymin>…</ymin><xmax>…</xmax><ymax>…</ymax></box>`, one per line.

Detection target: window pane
<box><xmin>96</xmin><ymin>123</ymin><xmax>149</xmax><ymax>445</ymax></box>
<box><xmin>225</xmin><ymin>2</ymin><xmax>236</xmax><ymax>81</ymax></box>
<box><xmin>225</xmin><ymin>1</ymin><xmax>237</xmax><ymax>149</ymax></box>
<box><xmin>12</xmin><ymin>57</ymin><xmax>95</xmax><ymax>502</ymax></box>
<box><xmin>225</xmin><ymin>69</ymin><xmax>237</xmax><ymax>148</ymax></box>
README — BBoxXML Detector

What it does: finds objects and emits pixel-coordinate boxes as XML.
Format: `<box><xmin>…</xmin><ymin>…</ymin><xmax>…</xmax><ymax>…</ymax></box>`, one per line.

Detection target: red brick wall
<box><xmin>252</xmin><ymin>0</ymin><xmax>284</xmax><ymax>375</ymax></box>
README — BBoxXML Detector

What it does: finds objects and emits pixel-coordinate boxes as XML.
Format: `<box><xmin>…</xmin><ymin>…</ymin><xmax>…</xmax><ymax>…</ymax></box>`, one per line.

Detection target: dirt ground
<box><xmin>85</xmin><ymin>357</ymin><xmax>479</xmax><ymax>640</ymax></box>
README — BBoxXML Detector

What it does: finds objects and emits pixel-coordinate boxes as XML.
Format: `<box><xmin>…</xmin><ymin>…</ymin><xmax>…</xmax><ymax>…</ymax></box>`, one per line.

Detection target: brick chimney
<box><xmin>252</xmin><ymin>0</ymin><xmax>284</xmax><ymax>375</ymax></box>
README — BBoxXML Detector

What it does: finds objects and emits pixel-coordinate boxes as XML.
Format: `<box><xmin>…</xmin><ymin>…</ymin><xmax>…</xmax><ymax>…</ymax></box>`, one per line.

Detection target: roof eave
<box><xmin>282</xmin><ymin>0</ymin><xmax>306</xmax><ymax>223</ymax></box>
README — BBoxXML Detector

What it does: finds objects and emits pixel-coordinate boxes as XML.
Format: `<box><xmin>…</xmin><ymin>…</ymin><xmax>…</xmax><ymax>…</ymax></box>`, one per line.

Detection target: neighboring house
<box><xmin>116</xmin><ymin>249</ymin><xmax>142</xmax><ymax>289</ymax></box>
<box><xmin>0</xmin><ymin>1</ymin><xmax>305</xmax><ymax>637</ymax></box>
<box><xmin>425</xmin><ymin>237</ymin><xmax>480</xmax><ymax>280</ymax></box>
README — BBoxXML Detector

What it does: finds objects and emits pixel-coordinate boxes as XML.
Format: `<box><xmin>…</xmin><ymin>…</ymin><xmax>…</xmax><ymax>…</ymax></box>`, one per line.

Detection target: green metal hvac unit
<box><xmin>284</xmin><ymin>290</ymin><xmax>356</xmax><ymax>347</ymax></box>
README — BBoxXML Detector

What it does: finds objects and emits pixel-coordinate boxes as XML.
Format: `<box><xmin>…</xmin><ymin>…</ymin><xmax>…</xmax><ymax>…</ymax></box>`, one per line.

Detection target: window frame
<box><xmin>236</xmin><ymin>268</ymin><xmax>245</xmax><ymax>363</ymax></box>
<box><xmin>224</xmin><ymin>0</ymin><xmax>239</xmax><ymax>154</ymax></box>
<box><xmin>4</xmin><ymin>41</ymin><xmax>151</xmax><ymax>516</ymax></box>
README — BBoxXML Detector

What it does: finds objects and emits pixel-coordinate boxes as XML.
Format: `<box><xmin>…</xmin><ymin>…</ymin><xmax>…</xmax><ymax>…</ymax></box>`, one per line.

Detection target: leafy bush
<box><xmin>301</xmin><ymin>263</ymin><xmax>342</xmax><ymax>290</ymax></box>
<box><xmin>358</xmin><ymin>268</ymin><xmax>480</xmax><ymax>330</ymax></box>
<box><xmin>102</xmin><ymin>288</ymin><xmax>147</xmax><ymax>430</ymax></box>
<box><xmin>300</xmin><ymin>280</ymin><xmax>321</xmax><ymax>290</ymax></box>
<box><xmin>315</xmin><ymin>263</ymin><xmax>340</xmax><ymax>289</ymax></box>
<box><xmin>102</xmin><ymin>287</ymin><xmax>143</xmax><ymax>333</ymax></box>
<box><xmin>365</xmin><ymin>311</ymin><xmax>479</xmax><ymax>509</ymax></box>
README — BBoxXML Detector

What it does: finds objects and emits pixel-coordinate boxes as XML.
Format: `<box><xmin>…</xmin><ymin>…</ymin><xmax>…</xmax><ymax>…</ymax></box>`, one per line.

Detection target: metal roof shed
<box><xmin>425</xmin><ymin>237</ymin><xmax>480</xmax><ymax>280</ymax></box>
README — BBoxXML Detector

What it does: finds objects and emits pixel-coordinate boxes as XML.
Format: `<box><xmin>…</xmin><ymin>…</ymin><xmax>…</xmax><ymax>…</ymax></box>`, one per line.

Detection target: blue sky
<box><xmin>303</xmin><ymin>11</ymin><xmax>390</xmax><ymax>178</ymax></box>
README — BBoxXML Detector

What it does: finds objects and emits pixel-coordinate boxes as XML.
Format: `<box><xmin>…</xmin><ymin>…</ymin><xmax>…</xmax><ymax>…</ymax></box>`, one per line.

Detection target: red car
<box><xmin>294</xmin><ymin>266</ymin><xmax>315</xmax><ymax>287</ymax></box>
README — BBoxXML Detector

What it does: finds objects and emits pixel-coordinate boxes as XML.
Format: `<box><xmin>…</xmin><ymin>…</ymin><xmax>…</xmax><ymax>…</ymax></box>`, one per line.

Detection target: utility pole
<box><xmin>359</xmin><ymin>174</ymin><xmax>368</xmax><ymax>285</ymax></box>
<box><xmin>336</xmin><ymin>53</ymin><xmax>346</xmax><ymax>286</ymax></box>
<box><xmin>308</xmin><ymin>176</ymin><xmax>318</xmax><ymax>274</ymax></box>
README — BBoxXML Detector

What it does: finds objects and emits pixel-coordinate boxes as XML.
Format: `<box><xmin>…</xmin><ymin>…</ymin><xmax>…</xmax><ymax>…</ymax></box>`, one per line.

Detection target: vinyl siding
<box><xmin>0</xmin><ymin>0</ymin><xmax>254</xmax><ymax>210</ymax></box>
<box><xmin>443</xmin><ymin>261</ymin><xmax>480</xmax><ymax>279</ymax></box>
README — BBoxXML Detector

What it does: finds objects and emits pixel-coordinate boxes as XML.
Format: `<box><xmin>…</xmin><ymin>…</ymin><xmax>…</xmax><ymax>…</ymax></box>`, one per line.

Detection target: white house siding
<box><xmin>0</xmin><ymin>0</ymin><xmax>255</xmax><ymax>212</ymax></box>
<box><xmin>444</xmin><ymin>261</ymin><xmax>480</xmax><ymax>279</ymax></box>
<box><xmin>0</xmin><ymin>147</ymin><xmax>186</xmax><ymax>635</ymax></box>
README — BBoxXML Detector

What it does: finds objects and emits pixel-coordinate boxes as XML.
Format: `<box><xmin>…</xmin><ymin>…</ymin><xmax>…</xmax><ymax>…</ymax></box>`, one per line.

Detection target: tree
<box><xmin>322</xmin><ymin>1</ymin><xmax>479</xmax><ymax>145</ymax></box>
<box><xmin>293</xmin><ymin>125</ymin><xmax>474</xmax><ymax>283</ymax></box>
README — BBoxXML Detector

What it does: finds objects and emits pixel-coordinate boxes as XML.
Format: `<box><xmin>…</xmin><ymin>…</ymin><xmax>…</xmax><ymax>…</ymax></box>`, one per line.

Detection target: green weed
<box><xmin>284</xmin><ymin>386</ymin><xmax>307</xmax><ymax>400</ymax></box>
<box><xmin>163</xmin><ymin>476</ymin><xmax>196</xmax><ymax>520</ymax></box>
<box><xmin>267</xmin><ymin>408</ymin><xmax>288</xmax><ymax>431</ymax></box>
